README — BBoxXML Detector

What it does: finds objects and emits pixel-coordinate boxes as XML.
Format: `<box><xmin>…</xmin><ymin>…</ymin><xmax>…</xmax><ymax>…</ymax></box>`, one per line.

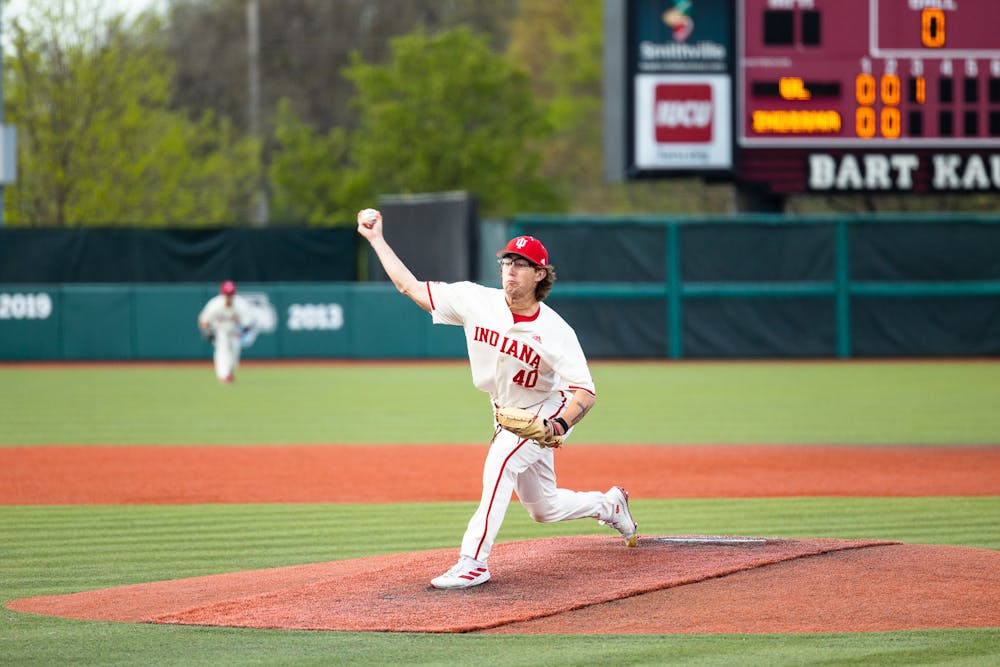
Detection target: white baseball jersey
<box><xmin>427</xmin><ymin>281</ymin><xmax>595</xmax><ymax>408</ymax></box>
<box><xmin>426</xmin><ymin>280</ymin><xmax>617</xmax><ymax>566</ymax></box>
<box><xmin>198</xmin><ymin>295</ymin><xmax>254</xmax><ymax>338</ymax></box>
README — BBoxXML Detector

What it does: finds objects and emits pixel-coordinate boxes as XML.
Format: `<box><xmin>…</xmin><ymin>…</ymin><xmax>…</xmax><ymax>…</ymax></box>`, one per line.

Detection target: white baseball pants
<box><xmin>212</xmin><ymin>333</ymin><xmax>241</xmax><ymax>381</ymax></box>
<box><xmin>459</xmin><ymin>409</ymin><xmax>615</xmax><ymax>563</ymax></box>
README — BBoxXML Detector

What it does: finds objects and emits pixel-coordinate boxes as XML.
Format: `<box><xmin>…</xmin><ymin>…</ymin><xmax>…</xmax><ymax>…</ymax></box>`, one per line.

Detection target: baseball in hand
<box><xmin>359</xmin><ymin>208</ymin><xmax>379</xmax><ymax>228</ymax></box>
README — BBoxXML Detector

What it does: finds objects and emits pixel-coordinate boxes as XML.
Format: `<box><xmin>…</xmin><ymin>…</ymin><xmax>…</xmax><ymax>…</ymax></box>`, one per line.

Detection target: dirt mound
<box><xmin>485</xmin><ymin>542</ymin><xmax>1000</xmax><ymax>634</ymax></box>
<box><xmin>11</xmin><ymin>535</ymin><xmax>997</xmax><ymax>634</ymax></box>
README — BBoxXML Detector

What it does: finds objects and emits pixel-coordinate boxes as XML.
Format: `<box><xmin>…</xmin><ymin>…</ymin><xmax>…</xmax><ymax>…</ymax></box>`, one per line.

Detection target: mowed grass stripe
<box><xmin>3</xmin><ymin>361</ymin><xmax>1000</xmax><ymax>445</ymax></box>
<box><xmin>2</xmin><ymin>624</ymin><xmax>998</xmax><ymax>667</ymax></box>
<box><xmin>656</xmin><ymin>497</ymin><xmax>1000</xmax><ymax>551</ymax></box>
<box><xmin>1</xmin><ymin>503</ymin><xmax>475</xmax><ymax>564</ymax></box>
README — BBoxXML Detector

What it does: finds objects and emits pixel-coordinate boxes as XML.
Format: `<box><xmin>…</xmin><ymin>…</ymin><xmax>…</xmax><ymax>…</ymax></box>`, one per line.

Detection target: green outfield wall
<box><xmin>511</xmin><ymin>213</ymin><xmax>1000</xmax><ymax>359</ymax></box>
<box><xmin>2</xmin><ymin>214</ymin><xmax>998</xmax><ymax>360</ymax></box>
<box><xmin>0</xmin><ymin>283</ymin><xmax>467</xmax><ymax>361</ymax></box>
<box><xmin>0</xmin><ymin>227</ymin><xmax>358</xmax><ymax>283</ymax></box>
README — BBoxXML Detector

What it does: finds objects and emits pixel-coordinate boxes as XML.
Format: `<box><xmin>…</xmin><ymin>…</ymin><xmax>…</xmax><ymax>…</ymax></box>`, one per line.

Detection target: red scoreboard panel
<box><xmin>736</xmin><ymin>0</ymin><xmax>1000</xmax><ymax>193</ymax></box>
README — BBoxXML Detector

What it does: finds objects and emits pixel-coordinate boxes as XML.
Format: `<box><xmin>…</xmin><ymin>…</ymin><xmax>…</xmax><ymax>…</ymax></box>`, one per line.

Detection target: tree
<box><xmin>344</xmin><ymin>26</ymin><xmax>564</xmax><ymax>217</ymax></box>
<box><xmin>267</xmin><ymin>98</ymin><xmax>361</xmax><ymax>225</ymax></box>
<box><xmin>165</xmin><ymin>0</ymin><xmax>517</xmax><ymax>135</ymax></box>
<box><xmin>507</xmin><ymin>0</ymin><xmax>734</xmax><ymax>214</ymax></box>
<box><xmin>3</xmin><ymin>1</ymin><xmax>260</xmax><ymax>226</ymax></box>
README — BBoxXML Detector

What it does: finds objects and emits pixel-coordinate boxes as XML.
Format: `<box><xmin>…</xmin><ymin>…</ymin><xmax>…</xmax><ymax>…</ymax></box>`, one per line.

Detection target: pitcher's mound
<box><xmin>8</xmin><ymin>536</ymin><xmax>999</xmax><ymax>634</ymax></box>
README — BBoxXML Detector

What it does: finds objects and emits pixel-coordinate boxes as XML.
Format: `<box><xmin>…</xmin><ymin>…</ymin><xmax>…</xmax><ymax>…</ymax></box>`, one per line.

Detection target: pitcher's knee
<box><xmin>522</xmin><ymin>501</ymin><xmax>558</xmax><ymax>523</ymax></box>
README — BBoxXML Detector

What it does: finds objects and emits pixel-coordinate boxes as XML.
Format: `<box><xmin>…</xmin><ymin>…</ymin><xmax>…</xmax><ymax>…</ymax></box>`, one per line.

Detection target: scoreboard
<box><xmin>740</xmin><ymin>0</ymin><xmax>1000</xmax><ymax>148</ymax></box>
<box><xmin>738</xmin><ymin>0</ymin><xmax>1000</xmax><ymax>193</ymax></box>
<box><xmin>610</xmin><ymin>0</ymin><xmax>1000</xmax><ymax>194</ymax></box>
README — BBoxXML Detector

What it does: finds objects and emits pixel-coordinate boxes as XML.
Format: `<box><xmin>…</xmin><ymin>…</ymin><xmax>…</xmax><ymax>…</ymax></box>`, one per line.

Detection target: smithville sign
<box><xmin>738</xmin><ymin>150</ymin><xmax>1000</xmax><ymax>193</ymax></box>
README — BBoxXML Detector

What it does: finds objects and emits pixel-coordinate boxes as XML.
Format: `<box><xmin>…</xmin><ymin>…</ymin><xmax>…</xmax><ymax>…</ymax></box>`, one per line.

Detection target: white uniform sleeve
<box><xmin>428</xmin><ymin>281</ymin><xmax>485</xmax><ymax>326</ymax></box>
<box><xmin>198</xmin><ymin>297</ymin><xmax>219</xmax><ymax>325</ymax></box>
<box><xmin>555</xmin><ymin>328</ymin><xmax>595</xmax><ymax>395</ymax></box>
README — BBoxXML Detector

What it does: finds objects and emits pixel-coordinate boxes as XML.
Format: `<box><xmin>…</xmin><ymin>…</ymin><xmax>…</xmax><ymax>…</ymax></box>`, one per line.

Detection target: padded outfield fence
<box><xmin>509</xmin><ymin>213</ymin><xmax>1000</xmax><ymax>358</ymax></box>
<box><xmin>1</xmin><ymin>213</ymin><xmax>998</xmax><ymax>359</ymax></box>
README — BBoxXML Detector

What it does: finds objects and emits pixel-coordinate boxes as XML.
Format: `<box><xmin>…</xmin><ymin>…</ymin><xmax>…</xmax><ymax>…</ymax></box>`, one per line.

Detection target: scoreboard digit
<box><xmin>739</xmin><ymin>0</ymin><xmax>1000</xmax><ymax>148</ymax></box>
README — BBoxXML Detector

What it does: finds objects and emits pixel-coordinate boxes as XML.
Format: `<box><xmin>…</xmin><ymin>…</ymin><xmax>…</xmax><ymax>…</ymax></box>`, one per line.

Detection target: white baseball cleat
<box><xmin>601</xmin><ymin>486</ymin><xmax>639</xmax><ymax>547</ymax></box>
<box><xmin>430</xmin><ymin>557</ymin><xmax>491</xmax><ymax>590</ymax></box>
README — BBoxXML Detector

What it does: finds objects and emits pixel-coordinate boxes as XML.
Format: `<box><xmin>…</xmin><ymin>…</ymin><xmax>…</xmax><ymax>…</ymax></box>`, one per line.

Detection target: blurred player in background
<box><xmin>197</xmin><ymin>280</ymin><xmax>255</xmax><ymax>383</ymax></box>
<box><xmin>356</xmin><ymin>207</ymin><xmax>637</xmax><ymax>590</ymax></box>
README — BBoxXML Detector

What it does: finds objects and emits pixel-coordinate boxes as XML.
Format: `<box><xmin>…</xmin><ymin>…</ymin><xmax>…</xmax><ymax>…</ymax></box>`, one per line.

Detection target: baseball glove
<box><xmin>495</xmin><ymin>406</ymin><xmax>563</xmax><ymax>448</ymax></box>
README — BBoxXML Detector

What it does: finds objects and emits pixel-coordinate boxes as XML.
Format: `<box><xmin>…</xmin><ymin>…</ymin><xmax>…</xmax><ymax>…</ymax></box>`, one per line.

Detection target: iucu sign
<box><xmin>654</xmin><ymin>84</ymin><xmax>713</xmax><ymax>143</ymax></box>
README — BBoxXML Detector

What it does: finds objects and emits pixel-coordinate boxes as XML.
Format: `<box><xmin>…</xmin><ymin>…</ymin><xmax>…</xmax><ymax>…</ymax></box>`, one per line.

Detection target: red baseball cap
<box><xmin>496</xmin><ymin>236</ymin><xmax>549</xmax><ymax>267</ymax></box>
<box><xmin>220</xmin><ymin>280</ymin><xmax>237</xmax><ymax>295</ymax></box>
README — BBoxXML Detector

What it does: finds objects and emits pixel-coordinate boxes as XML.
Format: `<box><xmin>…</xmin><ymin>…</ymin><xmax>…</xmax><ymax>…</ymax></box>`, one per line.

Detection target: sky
<box><xmin>3</xmin><ymin>0</ymin><xmax>167</xmax><ymax>24</ymax></box>
<box><xmin>2</xmin><ymin>0</ymin><xmax>168</xmax><ymax>54</ymax></box>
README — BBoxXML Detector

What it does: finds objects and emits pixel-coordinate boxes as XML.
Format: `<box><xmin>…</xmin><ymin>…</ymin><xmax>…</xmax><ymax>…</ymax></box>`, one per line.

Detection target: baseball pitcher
<box><xmin>356</xmin><ymin>207</ymin><xmax>638</xmax><ymax>590</ymax></box>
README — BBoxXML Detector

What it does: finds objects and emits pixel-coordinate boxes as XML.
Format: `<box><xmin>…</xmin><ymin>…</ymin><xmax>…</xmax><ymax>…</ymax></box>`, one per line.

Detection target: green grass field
<box><xmin>2</xmin><ymin>360</ymin><xmax>999</xmax><ymax>665</ymax></box>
